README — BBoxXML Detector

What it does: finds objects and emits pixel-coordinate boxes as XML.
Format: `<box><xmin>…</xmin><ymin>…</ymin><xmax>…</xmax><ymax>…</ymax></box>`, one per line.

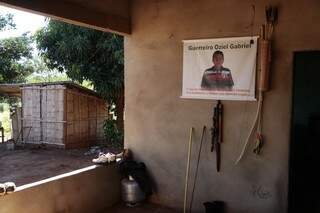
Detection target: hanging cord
<box><xmin>253</xmin><ymin>92</ymin><xmax>264</xmax><ymax>154</ymax></box>
<box><xmin>235</xmin><ymin>91</ymin><xmax>263</xmax><ymax>164</ymax></box>
<box><xmin>189</xmin><ymin>126</ymin><xmax>206</xmax><ymax>213</ymax></box>
<box><xmin>184</xmin><ymin>127</ymin><xmax>194</xmax><ymax>213</ymax></box>
<box><xmin>235</xmin><ymin>6</ymin><xmax>277</xmax><ymax>164</ymax></box>
<box><xmin>257</xmin><ymin>93</ymin><xmax>263</xmax><ymax>134</ymax></box>
<box><xmin>237</xmin><ymin>65</ymin><xmax>256</xmax><ymax>159</ymax></box>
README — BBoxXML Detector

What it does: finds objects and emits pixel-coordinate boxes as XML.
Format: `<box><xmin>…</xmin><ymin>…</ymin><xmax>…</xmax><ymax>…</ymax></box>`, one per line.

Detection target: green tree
<box><xmin>0</xmin><ymin>13</ymin><xmax>34</xmax><ymax>103</ymax></box>
<box><xmin>26</xmin><ymin>56</ymin><xmax>70</xmax><ymax>83</ymax></box>
<box><xmin>0</xmin><ymin>35</ymin><xmax>34</xmax><ymax>83</ymax></box>
<box><xmin>0</xmin><ymin>13</ymin><xmax>15</xmax><ymax>31</ymax></box>
<box><xmin>36</xmin><ymin>20</ymin><xmax>124</xmax><ymax>134</ymax></box>
<box><xmin>0</xmin><ymin>14</ymin><xmax>34</xmax><ymax>83</ymax></box>
<box><xmin>26</xmin><ymin>56</ymin><xmax>94</xmax><ymax>90</ymax></box>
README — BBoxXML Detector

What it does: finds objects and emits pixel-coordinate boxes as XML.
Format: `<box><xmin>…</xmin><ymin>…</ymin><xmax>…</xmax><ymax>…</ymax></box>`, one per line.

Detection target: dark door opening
<box><xmin>289</xmin><ymin>51</ymin><xmax>320</xmax><ymax>212</ymax></box>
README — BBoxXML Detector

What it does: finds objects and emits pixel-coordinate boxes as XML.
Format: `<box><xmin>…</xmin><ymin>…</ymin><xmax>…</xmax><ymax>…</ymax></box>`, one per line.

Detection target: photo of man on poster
<box><xmin>182</xmin><ymin>36</ymin><xmax>257</xmax><ymax>101</ymax></box>
<box><xmin>201</xmin><ymin>50</ymin><xmax>234</xmax><ymax>90</ymax></box>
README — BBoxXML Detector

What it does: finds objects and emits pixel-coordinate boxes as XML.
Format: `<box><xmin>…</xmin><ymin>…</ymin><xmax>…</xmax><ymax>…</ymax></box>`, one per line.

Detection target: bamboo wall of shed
<box><xmin>41</xmin><ymin>85</ymin><xmax>65</xmax><ymax>145</ymax></box>
<box><xmin>22</xmin><ymin>86</ymin><xmax>43</xmax><ymax>144</ymax></box>
<box><xmin>21</xmin><ymin>84</ymin><xmax>107</xmax><ymax>148</ymax></box>
<box><xmin>65</xmin><ymin>88</ymin><xmax>107</xmax><ymax>149</ymax></box>
<box><xmin>22</xmin><ymin>85</ymin><xmax>65</xmax><ymax>146</ymax></box>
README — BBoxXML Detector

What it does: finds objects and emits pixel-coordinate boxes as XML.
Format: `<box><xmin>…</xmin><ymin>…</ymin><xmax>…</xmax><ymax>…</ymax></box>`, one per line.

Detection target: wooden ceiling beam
<box><xmin>0</xmin><ymin>0</ymin><xmax>131</xmax><ymax>35</ymax></box>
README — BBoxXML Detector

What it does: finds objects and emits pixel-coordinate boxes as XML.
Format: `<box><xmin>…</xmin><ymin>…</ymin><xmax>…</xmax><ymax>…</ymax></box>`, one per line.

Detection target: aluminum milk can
<box><xmin>121</xmin><ymin>175</ymin><xmax>146</xmax><ymax>206</ymax></box>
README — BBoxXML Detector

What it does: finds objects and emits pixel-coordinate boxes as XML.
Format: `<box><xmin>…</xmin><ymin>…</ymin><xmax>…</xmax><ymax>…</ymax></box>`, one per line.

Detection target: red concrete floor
<box><xmin>104</xmin><ymin>203</ymin><xmax>179</xmax><ymax>213</ymax></box>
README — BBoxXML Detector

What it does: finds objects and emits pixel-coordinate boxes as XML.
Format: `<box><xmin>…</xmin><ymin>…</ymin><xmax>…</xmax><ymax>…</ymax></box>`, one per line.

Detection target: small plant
<box><xmin>103</xmin><ymin>118</ymin><xmax>123</xmax><ymax>149</ymax></box>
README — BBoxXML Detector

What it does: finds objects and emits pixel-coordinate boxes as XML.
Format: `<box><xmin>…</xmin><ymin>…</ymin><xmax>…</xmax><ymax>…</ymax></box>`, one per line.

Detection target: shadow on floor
<box><xmin>104</xmin><ymin>202</ymin><xmax>179</xmax><ymax>213</ymax></box>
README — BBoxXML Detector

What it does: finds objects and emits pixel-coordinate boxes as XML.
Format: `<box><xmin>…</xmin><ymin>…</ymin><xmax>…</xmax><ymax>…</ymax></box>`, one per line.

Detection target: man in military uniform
<box><xmin>201</xmin><ymin>51</ymin><xmax>234</xmax><ymax>90</ymax></box>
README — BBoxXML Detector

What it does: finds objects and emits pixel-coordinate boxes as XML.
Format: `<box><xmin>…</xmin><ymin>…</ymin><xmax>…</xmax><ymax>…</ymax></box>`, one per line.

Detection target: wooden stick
<box><xmin>184</xmin><ymin>127</ymin><xmax>194</xmax><ymax>213</ymax></box>
<box><xmin>189</xmin><ymin>126</ymin><xmax>206</xmax><ymax>213</ymax></box>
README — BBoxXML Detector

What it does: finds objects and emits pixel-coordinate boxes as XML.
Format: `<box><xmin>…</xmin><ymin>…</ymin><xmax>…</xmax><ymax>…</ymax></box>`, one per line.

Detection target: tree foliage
<box><xmin>0</xmin><ymin>34</ymin><xmax>34</xmax><ymax>83</ymax></box>
<box><xmin>35</xmin><ymin>20</ymin><xmax>124</xmax><ymax>105</ymax></box>
<box><xmin>0</xmin><ymin>13</ymin><xmax>34</xmax><ymax>104</ymax></box>
<box><xmin>103</xmin><ymin>118</ymin><xmax>123</xmax><ymax>149</ymax></box>
<box><xmin>26</xmin><ymin>56</ymin><xmax>70</xmax><ymax>83</ymax></box>
<box><xmin>0</xmin><ymin>13</ymin><xmax>15</xmax><ymax>31</ymax></box>
<box><xmin>0</xmin><ymin>13</ymin><xmax>34</xmax><ymax>84</ymax></box>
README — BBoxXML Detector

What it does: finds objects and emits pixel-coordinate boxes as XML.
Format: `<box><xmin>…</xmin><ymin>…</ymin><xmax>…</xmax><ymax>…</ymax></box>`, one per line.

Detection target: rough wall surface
<box><xmin>125</xmin><ymin>0</ymin><xmax>320</xmax><ymax>212</ymax></box>
<box><xmin>0</xmin><ymin>165</ymin><xmax>120</xmax><ymax>213</ymax></box>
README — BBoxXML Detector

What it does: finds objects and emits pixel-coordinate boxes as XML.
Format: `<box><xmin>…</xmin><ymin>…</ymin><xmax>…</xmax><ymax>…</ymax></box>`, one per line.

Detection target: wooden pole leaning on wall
<box><xmin>184</xmin><ymin>127</ymin><xmax>194</xmax><ymax>213</ymax></box>
<box><xmin>259</xmin><ymin>39</ymin><xmax>271</xmax><ymax>92</ymax></box>
<box><xmin>259</xmin><ymin>5</ymin><xmax>277</xmax><ymax>91</ymax></box>
<box><xmin>189</xmin><ymin>126</ymin><xmax>206</xmax><ymax>213</ymax></box>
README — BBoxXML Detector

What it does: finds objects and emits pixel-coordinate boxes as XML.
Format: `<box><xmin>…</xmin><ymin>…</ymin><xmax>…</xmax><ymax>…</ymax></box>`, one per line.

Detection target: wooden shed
<box><xmin>1</xmin><ymin>82</ymin><xmax>108</xmax><ymax>149</ymax></box>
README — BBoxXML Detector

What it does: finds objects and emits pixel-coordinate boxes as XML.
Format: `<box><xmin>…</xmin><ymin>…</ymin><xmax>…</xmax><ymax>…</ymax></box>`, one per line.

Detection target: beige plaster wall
<box><xmin>125</xmin><ymin>0</ymin><xmax>320</xmax><ymax>212</ymax></box>
<box><xmin>0</xmin><ymin>165</ymin><xmax>120</xmax><ymax>213</ymax></box>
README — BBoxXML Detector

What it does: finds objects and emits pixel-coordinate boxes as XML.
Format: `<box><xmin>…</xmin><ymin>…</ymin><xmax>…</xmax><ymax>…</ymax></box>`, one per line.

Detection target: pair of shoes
<box><xmin>115</xmin><ymin>152</ymin><xmax>125</xmax><ymax>162</ymax></box>
<box><xmin>0</xmin><ymin>183</ymin><xmax>5</xmax><ymax>196</ymax></box>
<box><xmin>0</xmin><ymin>182</ymin><xmax>16</xmax><ymax>196</ymax></box>
<box><xmin>92</xmin><ymin>152</ymin><xmax>116</xmax><ymax>164</ymax></box>
<box><xmin>116</xmin><ymin>152</ymin><xmax>123</xmax><ymax>158</ymax></box>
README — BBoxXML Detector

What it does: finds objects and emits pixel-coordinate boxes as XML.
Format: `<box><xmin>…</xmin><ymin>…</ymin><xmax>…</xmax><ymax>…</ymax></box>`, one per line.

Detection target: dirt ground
<box><xmin>0</xmin><ymin>146</ymin><xmax>100</xmax><ymax>186</ymax></box>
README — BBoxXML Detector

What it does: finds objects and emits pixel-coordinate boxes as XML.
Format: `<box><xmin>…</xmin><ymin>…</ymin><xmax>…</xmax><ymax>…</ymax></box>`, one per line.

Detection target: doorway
<box><xmin>289</xmin><ymin>51</ymin><xmax>320</xmax><ymax>212</ymax></box>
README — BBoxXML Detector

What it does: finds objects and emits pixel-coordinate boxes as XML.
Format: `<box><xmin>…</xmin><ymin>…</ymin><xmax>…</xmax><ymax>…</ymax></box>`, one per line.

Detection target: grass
<box><xmin>0</xmin><ymin>103</ymin><xmax>12</xmax><ymax>141</ymax></box>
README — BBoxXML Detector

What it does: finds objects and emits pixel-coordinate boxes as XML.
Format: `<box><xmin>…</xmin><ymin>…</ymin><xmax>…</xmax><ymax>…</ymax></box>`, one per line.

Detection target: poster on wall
<box><xmin>181</xmin><ymin>36</ymin><xmax>258</xmax><ymax>101</ymax></box>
